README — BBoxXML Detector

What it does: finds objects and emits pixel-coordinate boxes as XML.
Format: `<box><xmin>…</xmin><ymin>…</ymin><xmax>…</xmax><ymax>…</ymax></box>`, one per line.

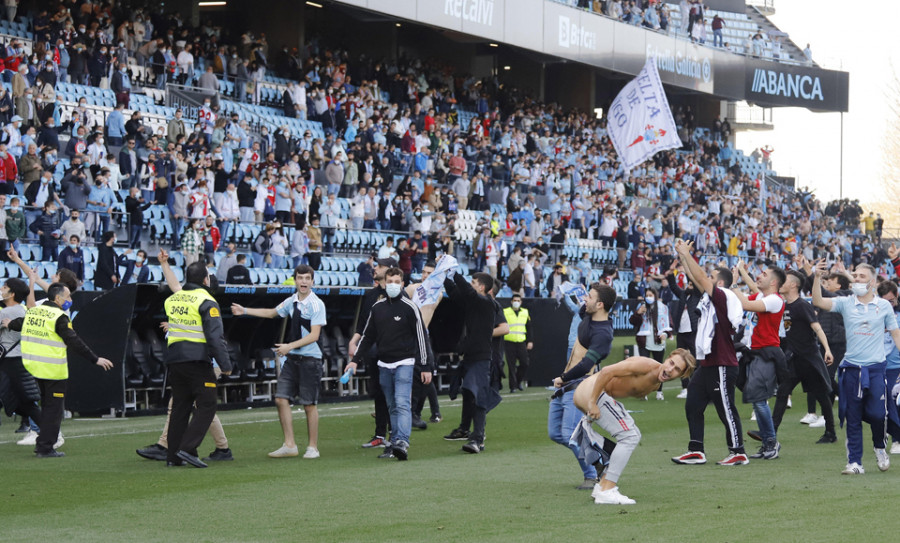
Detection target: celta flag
<box><xmin>607</xmin><ymin>58</ymin><xmax>682</xmax><ymax>170</ymax></box>
<box><xmin>556</xmin><ymin>281</ymin><xmax>588</xmax><ymax>301</ymax></box>
<box><xmin>412</xmin><ymin>255</ymin><xmax>458</xmax><ymax>307</ymax></box>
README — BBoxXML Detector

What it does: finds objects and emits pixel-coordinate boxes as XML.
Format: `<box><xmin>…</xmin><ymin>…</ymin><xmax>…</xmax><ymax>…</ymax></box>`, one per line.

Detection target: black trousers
<box><xmin>166</xmin><ymin>362</ymin><xmax>218</xmax><ymax>462</ymax></box>
<box><xmin>366</xmin><ymin>357</ymin><xmax>389</xmax><ymax>438</ymax></box>
<box><xmin>809</xmin><ymin>342</ymin><xmax>844</xmax><ymax>412</ymax></box>
<box><xmin>459</xmin><ymin>389</ymin><xmax>486</xmax><ymax>443</ymax></box>
<box><xmin>774</xmin><ymin>353</ymin><xmax>834</xmax><ymax>433</ymax></box>
<box><xmin>0</xmin><ymin>356</ymin><xmax>42</xmax><ymax>427</ymax></box>
<box><xmin>412</xmin><ymin>374</ymin><xmax>440</xmax><ymax>419</ymax></box>
<box><xmin>685</xmin><ymin>365</ymin><xmax>744</xmax><ymax>454</ymax></box>
<box><xmin>504</xmin><ymin>341</ymin><xmax>529</xmax><ymax>391</ymax></box>
<box><xmin>35</xmin><ymin>378</ymin><xmax>66</xmax><ymax>454</ymax></box>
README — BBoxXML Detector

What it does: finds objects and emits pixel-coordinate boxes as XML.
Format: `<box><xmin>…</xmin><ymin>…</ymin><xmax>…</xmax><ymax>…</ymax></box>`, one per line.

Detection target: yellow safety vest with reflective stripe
<box><xmin>22</xmin><ymin>304</ymin><xmax>68</xmax><ymax>380</ymax></box>
<box><xmin>164</xmin><ymin>288</ymin><xmax>216</xmax><ymax>346</ymax></box>
<box><xmin>503</xmin><ymin>307</ymin><xmax>529</xmax><ymax>343</ymax></box>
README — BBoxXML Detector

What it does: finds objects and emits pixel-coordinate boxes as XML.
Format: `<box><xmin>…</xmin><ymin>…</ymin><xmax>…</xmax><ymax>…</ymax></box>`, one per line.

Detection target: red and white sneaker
<box><xmin>671</xmin><ymin>451</ymin><xmax>707</xmax><ymax>464</ymax></box>
<box><xmin>717</xmin><ymin>453</ymin><xmax>750</xmax><ymax>466</ymax></box>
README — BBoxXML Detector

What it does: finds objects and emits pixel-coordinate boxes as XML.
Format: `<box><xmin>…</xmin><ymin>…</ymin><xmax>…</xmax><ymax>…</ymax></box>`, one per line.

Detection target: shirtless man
<box><xmin>572</xmin><ymin>350</ymin><xmax>696</xmax><ymax>505</ymax></box>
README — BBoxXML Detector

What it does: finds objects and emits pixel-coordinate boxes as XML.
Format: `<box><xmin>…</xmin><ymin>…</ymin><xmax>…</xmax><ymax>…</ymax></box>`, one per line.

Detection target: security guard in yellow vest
<box><xmin>163</xmin><ymin>261</ymin><xmax>231</xmax><ymax>468</ymax></box>
<box><xmin>502</xmin><ymin>293</ymin><xmax>532</xmax><ymax>393</ymax></box>
<box><xmin>16</xmin><ymin>282</ymin><xmax>113</xmax><ymax>458</ymax></box>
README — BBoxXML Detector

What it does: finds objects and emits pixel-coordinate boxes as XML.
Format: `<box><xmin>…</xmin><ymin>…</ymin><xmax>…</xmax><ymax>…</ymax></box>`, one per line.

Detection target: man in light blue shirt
<box><xmin>813</xmin><ymin>263</ymin><xmax>900</xmax><ymax>475</ymax></box>
<box><xmin>106</xmin><ymin>103</ymin><xmax>126</xmax><ymax>147</ymax></box>
<box><xmin>231</xmin><ymin>265</ymin><xmax>327</xmax><ymax>459</ymax></box>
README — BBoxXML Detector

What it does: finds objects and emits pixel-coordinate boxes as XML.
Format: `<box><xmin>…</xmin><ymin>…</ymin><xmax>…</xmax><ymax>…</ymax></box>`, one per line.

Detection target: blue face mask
<box><xmin>68</xmin><ymin>243</ymin><xmax>77</xmax><ymax>250</ymax></box>
<box><xmin>385</xmin><ymin>283</ymin><xmax>402</xmax><ymax>298</ymax></box>
<box><xmin>61</xmin><ymin>300</ymin><xmax>72</xmax><ymax>311</ymax></box>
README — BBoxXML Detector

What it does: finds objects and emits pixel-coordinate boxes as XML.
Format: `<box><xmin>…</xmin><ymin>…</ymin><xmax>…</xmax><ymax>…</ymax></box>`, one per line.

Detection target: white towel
<box><xmin>695</xmin><ymin>287</ymin><xmax>743</xmax><ymax>360</ymax></box>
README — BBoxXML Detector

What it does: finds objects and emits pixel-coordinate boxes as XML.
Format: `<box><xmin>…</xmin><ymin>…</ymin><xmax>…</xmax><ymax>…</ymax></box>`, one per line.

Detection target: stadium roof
<box><xmin>326</xmin><ymin>0</ymin><xmax>848</xmax><ymax>112</ymax></box>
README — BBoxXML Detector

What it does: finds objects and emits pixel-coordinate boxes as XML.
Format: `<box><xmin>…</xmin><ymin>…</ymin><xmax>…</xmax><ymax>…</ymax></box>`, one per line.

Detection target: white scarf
<box><xmin>695</xmin><ymin>287</ymin><xmax>743</xmax><ymax>360</ymax></box>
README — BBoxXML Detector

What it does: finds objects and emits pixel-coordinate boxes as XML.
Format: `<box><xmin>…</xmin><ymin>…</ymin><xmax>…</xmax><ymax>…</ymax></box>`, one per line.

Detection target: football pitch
<box><xmin>1</xmin><ymin>380</ymin><xmax>893</xmax><ymax>543</ymax></box>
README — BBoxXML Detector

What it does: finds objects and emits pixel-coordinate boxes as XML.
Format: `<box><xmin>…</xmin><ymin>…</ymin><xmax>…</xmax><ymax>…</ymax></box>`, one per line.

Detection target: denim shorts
<box><xmin>275</xmin><ymin>356</ymin><xmax>323</xmax><ymax>405</ymax></box>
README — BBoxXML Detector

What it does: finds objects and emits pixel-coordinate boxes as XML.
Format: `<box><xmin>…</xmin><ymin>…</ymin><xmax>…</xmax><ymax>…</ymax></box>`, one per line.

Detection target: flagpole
<box><xmin>839</xmin><ymin>111</ymin><xmax>843</xmax><ymax>199</ymax></box>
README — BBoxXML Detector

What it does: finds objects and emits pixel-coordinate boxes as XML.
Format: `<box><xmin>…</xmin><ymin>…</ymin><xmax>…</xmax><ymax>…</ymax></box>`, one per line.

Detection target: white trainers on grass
<box><xmin>676</xmin><ymin>388</ymin><xmax>688</xmax><ymax>399</ymax></box>
<box><xmin>841</xmin><ymin>462</ymin><xmax>865</xmax><ymax>475</ymax></box>
<box><xmin>593</xmin><ymin>486</ymin><xmax>636</xmax><ymax>505</ymax></box>
<box><xmin>16</xmin><ymin>429</ymin><xmax>37</xmax><ymax>446</ymax></box>
<box><xmin>799</xmin><ymin>413</ymin><xmax>818</xmax><ymax>424</ymax></box>
<box><xmin>890</xmin><ymin>442</ymin><xmax>900</xmax><ymax>455</ymax></box>
<box><xmin>267</xmin><ymin>444</ymin><xmax>299</xmax><ymax>458</ymax></box>
<box><xmin>809</xmin><ymin>417</ymin><xmax>826</xmax><ymax>428</ymax></box>
<box><xmin>875</xmin><ymin>448</ymin><xmax>890</xmax><ymax>471</ymax></box>
<box><xmin>303</xmin><ymin>447</ymin><xmax>320</xmax><ymax>459</ymax></box>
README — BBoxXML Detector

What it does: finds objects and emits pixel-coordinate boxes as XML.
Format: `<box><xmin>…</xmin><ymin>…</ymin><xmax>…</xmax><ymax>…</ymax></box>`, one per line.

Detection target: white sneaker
<box><xmin>591</xmin><ymin>483</ymin><xmax>602</xmax><ymax>499</ymax></box>
<box><xmin>890</xmin><ymin>442</ymin><xmax>900</xmax><ymax>455</ymax></box>
<box><xmin>594</xmin><ymin>486</ymin><xmax>637</xmax><ymax>505</ymax></box>
<box><xmin>656</xmin><ymin>391</ymin><xmax>664</xmax><ymax>401</ymax></box>
<box><xmin>787</xmin><ymin>396</ymin><xmax>792</xmax><ymax>409</ymax></box>
<box><xmin>799</xmin><ymin>413</ymin><xmax>818</xmax><ymax>424</ymax></box>
<box><xmin>594</xmin><ymin>486</ymin><xmax>636</xmax><ymax>505</ymax></box>
<box><xmin>841</xmin><ymin>462</ymin><xmax>865</xmax><ymax>475</ymax></box>
<box><xmin>54</xmin><ymin>432</ymin><xmax>65</xmax><ymax>450</ymax></box>
<box><xmin>809</xmin><ymin>416</ymin><xmax>826</xmax><ymax>428</ymax></box>
<box><xmin>676</xmin><ymin>388</ymin><xmax>688</xmax><ymax>399</ymax></box>
<box><xmin>16</xmin><ymin>429</ymin><xmax>37</xmax><ymax>446</ymax></box>
<box><xmin>267</xmin><ymin>444</ymin><xmax>299</xmax><ymax>458</ymax></box>
<box><xmin>875</xmin><ymin>448</ymin><xmax>890</xmax><ymax>471</ymax></box>
<box><xmin>303</xmin><ymin>446</ymin><xmax>320</xmax><ymax>459</ymax></box>
<box><xmin>750</xmin><ymin>411</ymin><xmax>757</xmax><ymax>421</ymax></box>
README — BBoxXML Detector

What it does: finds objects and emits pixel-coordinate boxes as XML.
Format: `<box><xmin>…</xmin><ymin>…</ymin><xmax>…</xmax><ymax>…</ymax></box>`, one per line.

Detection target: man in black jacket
<box><xmin>347</xmin><ymin>257</ymin><xmax>396</xmax><ymax>451</ymax></box>
<box><xmin>665</xmin><ymin>265</ymin><xmax>702</xmax><ymax>397</ymax></box>
<box><xmin>125</xmin><ymin>186</ymin><xmax>154</xmax><ymax>249</ymax></box>
<box><xmin>95</xmin><ymin>231</ymin><xmax>132</xmax><ymax>290</ymax></box>
<box><xmin>442</xmin><ymin>270</ymin><xmax>505</xmax><ymax>454</ymax></box>
<box><xmin>225</xmin><ymin>254</ymin><xmax>252</xmax><ymax>285</ymax></box>
<box><xmin>345</xmin><ymin>267</ymin><xmax>433</xmax><ymax>460</ymax></box>
<box><xmin>28</xmin><ymin>200</ymin><xmax>62</xmax><ymax>262</ymax></box>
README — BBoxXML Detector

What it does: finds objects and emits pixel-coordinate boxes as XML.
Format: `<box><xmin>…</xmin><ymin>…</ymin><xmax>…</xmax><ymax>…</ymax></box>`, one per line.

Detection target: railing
<box><xmin>727</xmin><ymin>101</ymin><xmax>774</xmax><ymax>127</ymax></box>
<box><xmin>746</xmin><ymin>0</ymin><xmax>776</xmax><ymax>14</ymax></box>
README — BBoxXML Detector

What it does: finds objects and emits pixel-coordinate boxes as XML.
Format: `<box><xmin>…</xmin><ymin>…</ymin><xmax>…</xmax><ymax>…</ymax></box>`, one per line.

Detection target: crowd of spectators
<box><xmin>0</xmin><ymin>2</ymin><xmax>880</xmax><ymax>296</ymax></box>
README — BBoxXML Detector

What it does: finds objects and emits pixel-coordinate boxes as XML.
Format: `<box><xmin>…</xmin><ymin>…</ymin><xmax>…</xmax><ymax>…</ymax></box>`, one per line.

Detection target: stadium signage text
<box><xmin>444</xmin><ymin>0</ymin><xmax>494</xmax><ymax>27</ymax></box>
<box><xmin>558</xmin><ymin>15</ymin><xmax>597</xmax><ymax>50</ymax></box>
<box><xmin>750</xmin><ymin>68</ymin><xmax>823</xmax><ymax>101</ymax></box>
<box><xmin>646</xmin><ymin>44</ymin><xmax>711</xmax><ymax>83</ymax></box>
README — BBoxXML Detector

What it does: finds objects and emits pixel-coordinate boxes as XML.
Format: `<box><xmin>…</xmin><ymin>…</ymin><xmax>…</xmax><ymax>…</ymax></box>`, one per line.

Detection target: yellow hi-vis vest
<box><xmin>164</xmin><ymin>288</ymin><xmax>216</xmax><ymax>346</ymax></box>
<box><xmin>503</xmin><ymin>307</ymin><xmax>529</xmax><ymax>343</ymax></box>
<box><xmin>22</xmin><ymin>304</ymin><xmax>68</xmax><ymax>380</ymax></box>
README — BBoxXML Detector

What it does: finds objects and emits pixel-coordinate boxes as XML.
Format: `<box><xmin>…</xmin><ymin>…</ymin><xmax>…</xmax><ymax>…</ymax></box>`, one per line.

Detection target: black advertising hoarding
<box><xmin>744</xmin><ymin>58</ymin><xmax>849</xmax><ymax>112</ymax></box>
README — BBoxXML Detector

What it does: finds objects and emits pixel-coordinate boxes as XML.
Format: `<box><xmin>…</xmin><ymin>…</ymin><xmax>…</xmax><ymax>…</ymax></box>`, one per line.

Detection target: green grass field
<box><xmin>1</xmin><ymin>341</ymin><xmax>893</xmax><ymax>542</ymax></box>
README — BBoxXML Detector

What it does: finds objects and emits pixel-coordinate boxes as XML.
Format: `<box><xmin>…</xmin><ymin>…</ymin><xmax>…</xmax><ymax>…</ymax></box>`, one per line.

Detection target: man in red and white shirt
<box><xmin>238</xmin><ymin>142</ymin><xmax>262</xmax><ymax>176</ymax></box>
<box><xmin>199</xmin><ymin>99</ymin><xmax>216</xmax><ymax>135</ymax></box>
<box><xmin>731</xmin><ymin>260</ymin><xmax>786</xmax><ymax>461</ymax></box>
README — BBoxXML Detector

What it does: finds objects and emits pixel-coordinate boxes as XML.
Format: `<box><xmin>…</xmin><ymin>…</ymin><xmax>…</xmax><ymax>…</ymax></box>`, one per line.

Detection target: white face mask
<box><xmin>851</xmin><ymin>282</ymin><xmax>870</xmax><ymax>297</ymax></box>
<box><xmin>511</xmin><ymin>301</ymin><xmax>521</xmax><ymax>309</ymax></box>
<box><xmin>645</xmin><ymin>296</ymin><xmax>655</xmax><ymax>304</ymax></box>
<box><xmin>385</xmin><ymin>283</ymin><xmax>402</xmax><ymax>298</ymax></box>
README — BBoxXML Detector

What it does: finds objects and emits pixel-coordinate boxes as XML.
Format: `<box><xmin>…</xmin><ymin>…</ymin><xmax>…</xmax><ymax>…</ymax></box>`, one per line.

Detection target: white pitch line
<box><xmin>0</xmin><ymin>391</ymin><xmax>547</xmax><ymax>445</ymax></box>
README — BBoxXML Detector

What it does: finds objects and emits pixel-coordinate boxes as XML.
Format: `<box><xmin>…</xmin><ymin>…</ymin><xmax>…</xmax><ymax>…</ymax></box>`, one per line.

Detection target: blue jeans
<box><xmin>156</xmin><ymin>72</ymin><xmax>167</xmax><ymax>89</ymax></box>
<box><xmin>886</xmin><ymin>367</ymin><xmax>900</xmax><ymax>442</ymax></box>
<box><xmin>548</xmin><ymin>389</ymin><xmax>598</xmax><ymax>479</ymax></box>
<box><xmin>753</xmin><ymin>400</ymin><xmax>776</xmax><ymax>442</ymax></box>
<box><xmin>326</xmin><ymin>184</ymin><xmax>340</xmax><ymax>197</ymax></box>
<box><xmin>379</xmin><ymin>364</ymin><xmax>414</xmax><ymax>445</ymax></box>
<box><xmin>267</xmin><ymin>254</ymin><xmax>284</xmax><ymax>269</ymax></box>
<box><xmin>713</xmin><ymin>29</ymin><xmax>723</xmax><ymax>47</ymax></box>
<box><xmin>40</xmin><ymin>243</ymin><xmax>57</xmax><ymax>262</ymax></box>
<box><xmin>95</xmin><ymin>214</ymin><xmax>110</xmax><ymax>241</ymax></box>
<box><xmin>252</xmin><ymin>252</ymin><xmax>264</xmax><ymax>269</ymax></box>
<box><xmin>129</xmin><ymin>222</ymin><xmax>142</xmax><ymax>249</ymax></box>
